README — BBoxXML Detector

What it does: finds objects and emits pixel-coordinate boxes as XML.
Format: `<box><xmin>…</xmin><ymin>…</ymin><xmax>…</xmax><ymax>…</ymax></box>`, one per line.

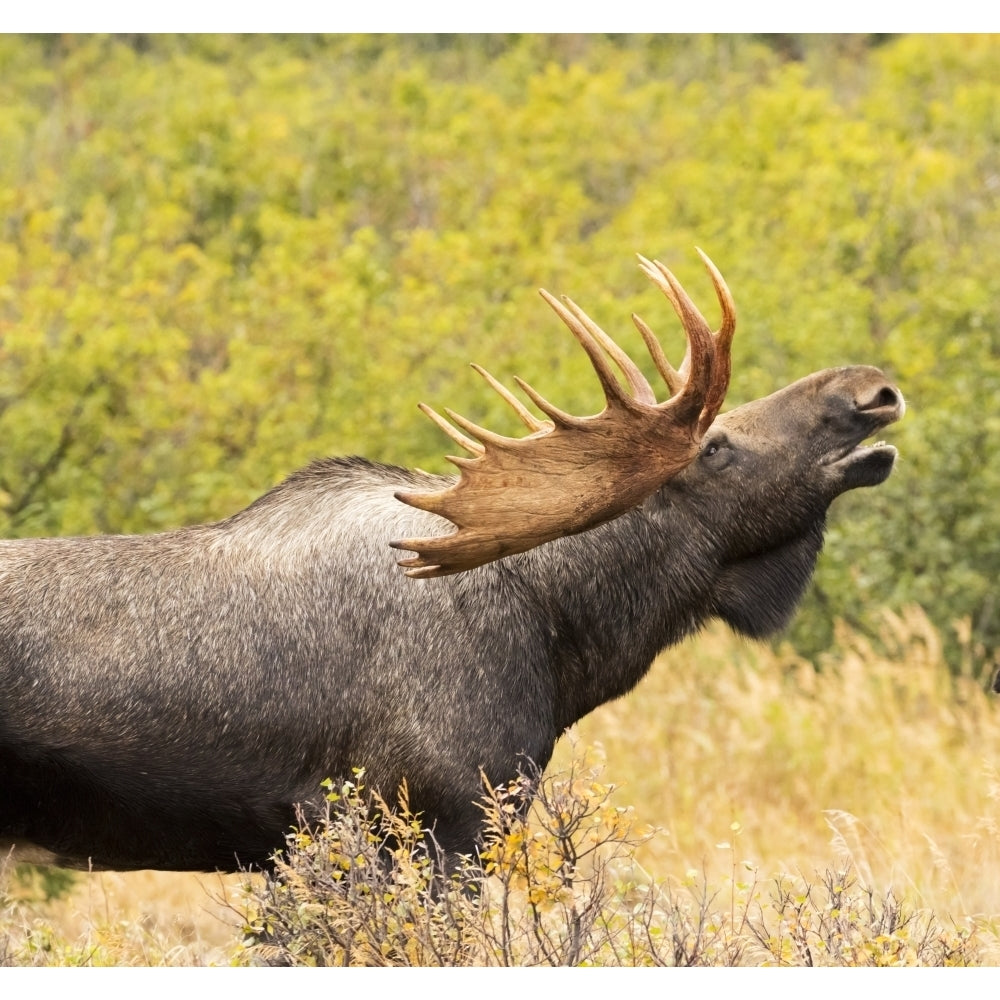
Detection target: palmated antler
<box><xmin>391</xmin><ymin>249</ymin><xmax>736</xmax><ymax>578</ymax></box>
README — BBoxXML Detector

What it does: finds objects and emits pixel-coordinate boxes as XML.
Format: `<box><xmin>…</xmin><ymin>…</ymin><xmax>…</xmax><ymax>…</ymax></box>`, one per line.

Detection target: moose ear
<box><xmin>710</xmin><ymin>529</ymin><xmax>825</xmax><ymax>638</ymax></box>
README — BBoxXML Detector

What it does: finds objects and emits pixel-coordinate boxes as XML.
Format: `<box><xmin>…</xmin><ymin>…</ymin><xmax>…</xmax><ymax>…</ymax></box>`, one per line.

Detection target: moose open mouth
<box><xmin>822</xmin><ymin>380</ymin><xmax>904</xmax><ymax>490</ymax></box>
<box><xmin>829</xmin><ymin>436</ymin><xmax>900</xmax><ymax>490</ymax></box>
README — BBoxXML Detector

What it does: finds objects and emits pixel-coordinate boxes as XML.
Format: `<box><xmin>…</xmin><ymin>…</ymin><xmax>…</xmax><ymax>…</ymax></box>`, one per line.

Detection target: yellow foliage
<box><xmin>0</xmin><ymin>33</ymin><xmax>999</xmax><ymax>661</ymax></box>
<box><xmin>3</xmin><ymin>33</ymin><xmax>1000</xmax><ymax>966</ymax></box>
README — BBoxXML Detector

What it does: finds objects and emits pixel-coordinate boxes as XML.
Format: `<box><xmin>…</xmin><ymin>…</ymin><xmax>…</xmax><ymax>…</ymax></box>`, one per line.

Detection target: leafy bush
<box><xmin>237</xmin><ymin>754</ymin><xmax>660</xmax><ymax>967</ymax></box>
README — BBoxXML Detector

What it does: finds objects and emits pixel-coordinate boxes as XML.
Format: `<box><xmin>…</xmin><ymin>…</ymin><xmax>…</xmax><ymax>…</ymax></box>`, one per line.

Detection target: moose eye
<box><xmin>700</xmin><ymin>435</ymin><xmax>733</xmax><ymax>469</ymax></box>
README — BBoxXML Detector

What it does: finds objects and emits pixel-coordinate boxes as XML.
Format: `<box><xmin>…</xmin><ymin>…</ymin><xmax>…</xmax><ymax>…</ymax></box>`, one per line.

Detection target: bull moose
<box><xmin>0</xmin><ymin>251</ymin><xmax>904</xmax><ymax>872</ymax></box>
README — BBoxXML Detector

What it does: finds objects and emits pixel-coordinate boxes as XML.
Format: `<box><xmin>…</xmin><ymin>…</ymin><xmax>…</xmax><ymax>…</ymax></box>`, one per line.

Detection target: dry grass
<box><xmin>3</xmin><ymin>605</ymin><xmax>1000</xmax><ymax>964</ymax></box>
<box><xmin>0</xmin><ymin>866</ymin><xmax>248</xmax><ymax>966</ymax></box>
<box><xmin>560</xmin><ymin>607</ymin><xmax>1000</xmax><ymax>936</ymax></box>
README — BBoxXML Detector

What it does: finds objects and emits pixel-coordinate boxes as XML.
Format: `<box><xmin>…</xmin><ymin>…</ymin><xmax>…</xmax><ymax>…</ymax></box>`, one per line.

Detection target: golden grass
<box><xmin>0</xmin><ymin>867</ymin><xmax>249</xmax><ymax>966</ymax></box>
<box><xmin>4</xmin><ymin>606</ymin><xmax>999</xmax><ymax>963</ymax></box>
<box><xmin>559</xmin><ymin>607</ymin><xmax>1000</xmax><ymax>936</ymax></box>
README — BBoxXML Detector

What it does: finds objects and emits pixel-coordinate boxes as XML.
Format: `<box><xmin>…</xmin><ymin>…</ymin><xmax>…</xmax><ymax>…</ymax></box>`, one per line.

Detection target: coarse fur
<box><xmin>0</xmin><ymin>366</ymin><xmax>903</xmax><ymax>872</ymax></box>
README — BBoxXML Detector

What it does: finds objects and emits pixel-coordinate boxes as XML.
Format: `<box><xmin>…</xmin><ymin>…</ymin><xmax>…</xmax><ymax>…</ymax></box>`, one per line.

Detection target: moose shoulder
<box><xmin>0</xmin><ymin>252</ymin><xmax>904</xmax><ymax>872</ymax></box>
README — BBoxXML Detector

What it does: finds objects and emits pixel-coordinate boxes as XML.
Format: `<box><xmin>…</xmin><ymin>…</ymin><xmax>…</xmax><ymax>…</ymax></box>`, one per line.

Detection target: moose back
<box><xmin>0</xmin><ymin>252</ymin><xmax>904</xmax><ymax>872</ymax></box>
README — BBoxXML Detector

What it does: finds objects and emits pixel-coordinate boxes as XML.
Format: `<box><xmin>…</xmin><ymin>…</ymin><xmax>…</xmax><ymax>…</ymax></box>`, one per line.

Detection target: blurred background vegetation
<box><xmin>1</xmin><ymin>33</ymin><xmax>999</xmax><ymax>669</ymax></box>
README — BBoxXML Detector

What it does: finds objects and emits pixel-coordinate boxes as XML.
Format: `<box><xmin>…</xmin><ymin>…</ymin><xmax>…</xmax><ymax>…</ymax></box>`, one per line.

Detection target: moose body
<box><xmin>0</xmin><ymin>254</ymin><xmax>904</xmax><ymax>872</ymax></box>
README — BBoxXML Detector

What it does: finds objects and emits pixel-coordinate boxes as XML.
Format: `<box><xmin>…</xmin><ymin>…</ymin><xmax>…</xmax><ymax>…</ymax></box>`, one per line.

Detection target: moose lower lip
<box><xmin>851</xmin><ymin>441</ymin><xmax>895</xmax><ymax>459</ymax></box>
<box><xmin>824</xmin><ymin>439</ymin><xmax>895</xmax><ymax>467</ymax></box>
<box><xmin>833</xmin><ymin>441</ymin><xmax>898</xmax><ymax>488</ymax></box>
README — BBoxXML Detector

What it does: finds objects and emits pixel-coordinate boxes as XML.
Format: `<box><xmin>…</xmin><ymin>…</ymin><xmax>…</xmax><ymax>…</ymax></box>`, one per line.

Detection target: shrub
<box><xmin>235</xmin><ymin>750</ymin><xmax>992</xmax><ymax>967</ymax></box>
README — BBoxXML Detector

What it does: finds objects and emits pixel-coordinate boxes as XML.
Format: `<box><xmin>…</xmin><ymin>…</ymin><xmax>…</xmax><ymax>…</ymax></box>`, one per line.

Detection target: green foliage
<box><xmin>1</xmin><ymin>34</ymin><xmax>998</xmax><ymax>664</ymax></box>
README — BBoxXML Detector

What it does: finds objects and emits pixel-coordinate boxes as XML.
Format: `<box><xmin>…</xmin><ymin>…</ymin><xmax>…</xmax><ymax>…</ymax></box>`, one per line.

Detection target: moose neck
<box><xmin>514</xmin><ymin>496</ymin><xmax>719</xmax><ymax>731</ymax></box>
<box><xmin>513</xmin><ymin>489</ymin><xmax>828</xmax><ymax>732</ymax></box>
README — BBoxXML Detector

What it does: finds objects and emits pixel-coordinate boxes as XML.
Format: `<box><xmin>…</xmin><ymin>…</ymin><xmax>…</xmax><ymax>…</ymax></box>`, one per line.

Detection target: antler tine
<box><xmin>632</xmin><ymin>311</ymin><xmax>683</xmax><ymax>395</ymax></box>
<box><xmin>417</xmin><ymin>402</ymin><xmax>484</xmax><ymax>456</ymax></box>
<box><xmin>443</xmin><ymin>406</ymin><xmax>528</xmax><ymax>451</ymax></box>
<box><xmin>694</xmin><ymin>246</ymin><xmax>736</xmax><ymax>434</ymax></box>
<box><xmin>559</xmin><ymin>298</ymin><xmax>658</xmax><ymax>406</ymax></box>
<box><xmin>637</xmin><ymin>249</ymin><xmax>735</xmax><ymax>433</ymax></box>
<box><xmin>471</xmin><ymin>363</ymin><xmax>549</xmax><ymax>434</ymax></box>
<box><xmin>637</xmin><ymin>255</ymin><xmax>714</xmax><ymax>418</ymax></box>
<box><xmin>696</xmin><ymin>246</ymin><xmax>736</xmax><ymax>344</ymax></box>
<box><xmin>636</xmin><ymin>254</ymin><xmax>690</xmax><ymax>380</ymax></box>
<box><xmin>538</xmin><ymin>289</ymin><xmax>636</xmax><ymax>410</ymax></box>
<box><xmin>637</xmin><ymin>253</ymin><xmax>712</xmax><ymax>327</ymax></box>
<box><xmin>510</xmin><ymin>374</ymin><xmax>585</xmax><ymax>429</ymax></box>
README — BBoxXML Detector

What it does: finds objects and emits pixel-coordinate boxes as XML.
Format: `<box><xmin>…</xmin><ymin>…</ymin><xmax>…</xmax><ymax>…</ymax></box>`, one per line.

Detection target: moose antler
<box><xmin>391</xmin><ymin>249</ymin><xmax>736</xmax><ymax>578</ymax></box>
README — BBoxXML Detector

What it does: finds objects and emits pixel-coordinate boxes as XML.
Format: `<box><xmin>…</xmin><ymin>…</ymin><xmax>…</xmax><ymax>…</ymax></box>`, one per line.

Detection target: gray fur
<box><xmin>0</xmin><ymin>366</ymin><xmax>902</xmax><ymax>871</ymax></box>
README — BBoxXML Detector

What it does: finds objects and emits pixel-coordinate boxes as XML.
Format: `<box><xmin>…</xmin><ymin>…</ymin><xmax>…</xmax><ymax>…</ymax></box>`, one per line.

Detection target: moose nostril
<box><xmin>858</xmin><ymin>384</ymin><xmax>901</xmax><ymax>411</ymax></box>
